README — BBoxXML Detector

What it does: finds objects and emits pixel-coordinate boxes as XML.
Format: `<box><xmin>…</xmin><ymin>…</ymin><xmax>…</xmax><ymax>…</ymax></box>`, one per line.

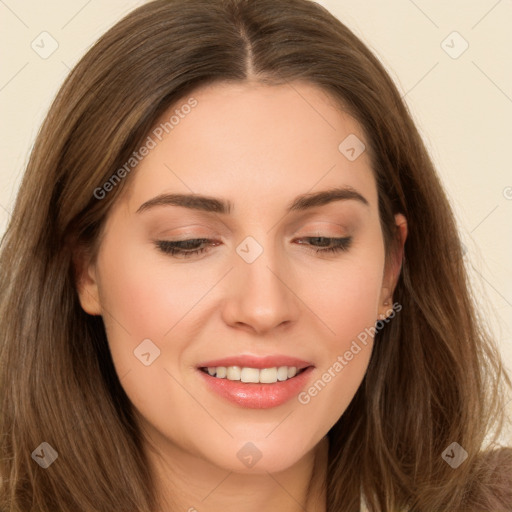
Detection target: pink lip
<box><xmin>197</xmin><ymin>355</ymin><xmax>313</xmax><ymax>370</ymax></box>
<box><xmin>196</xmin><ymin>355</ymin><xmax>315</xmax><ymax>409</ymax></box>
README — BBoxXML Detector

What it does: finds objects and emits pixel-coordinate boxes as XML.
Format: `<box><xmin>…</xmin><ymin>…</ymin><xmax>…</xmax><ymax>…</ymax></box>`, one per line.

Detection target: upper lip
<box><xmin>197</xmin><ymin>354</ymin><xmax>314</xmax><ymax>370</ymax></box>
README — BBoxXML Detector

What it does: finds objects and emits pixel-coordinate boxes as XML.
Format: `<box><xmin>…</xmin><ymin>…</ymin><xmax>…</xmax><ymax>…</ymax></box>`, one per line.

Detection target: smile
<box><xmin>200</xmin><ymin>365</ymin><xmax>306</xmax><ymax>383</ymax></box>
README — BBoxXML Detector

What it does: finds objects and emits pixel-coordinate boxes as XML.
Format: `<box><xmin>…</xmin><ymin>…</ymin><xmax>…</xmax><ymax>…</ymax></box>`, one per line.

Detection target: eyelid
<box><xmin>289</xmin><ymin>218</ymin><xmax>351</xmax><ymax>234</ymax></box>
<box><xmin>153</xmin><ymin>223</ymin><xmax>220</xmax><ymax>238</ymax></box>
<box><xmin>151</xmin><ymin>216</ymin><xmax>353</xmax><ymax>235</ymax></box>
<box><xmin>154</xmin><ymin>235</ymin><xmax>353</xmax><ymax>259</ymax></box>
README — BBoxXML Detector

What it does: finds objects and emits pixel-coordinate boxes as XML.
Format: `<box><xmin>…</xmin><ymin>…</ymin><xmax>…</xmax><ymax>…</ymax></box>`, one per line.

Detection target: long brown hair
<box><xmin>1</xmin><ymin>0</ymin><xmax>510</xmax><ymax>510</ymax></box>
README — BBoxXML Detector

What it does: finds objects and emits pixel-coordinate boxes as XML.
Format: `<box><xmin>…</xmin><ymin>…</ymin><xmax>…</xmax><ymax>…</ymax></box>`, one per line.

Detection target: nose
<box><xmin>220</xmin><ymin>239</ymin><xmax>301</xmax><ymax>335</ymax></box>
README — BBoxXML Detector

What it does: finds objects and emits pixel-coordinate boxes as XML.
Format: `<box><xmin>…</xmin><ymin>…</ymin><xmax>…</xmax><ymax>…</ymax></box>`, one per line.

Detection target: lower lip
<box><xmin>198</xmin><ymin>367</ymin><xmax>314</xmax><ymax>409</ymax></box>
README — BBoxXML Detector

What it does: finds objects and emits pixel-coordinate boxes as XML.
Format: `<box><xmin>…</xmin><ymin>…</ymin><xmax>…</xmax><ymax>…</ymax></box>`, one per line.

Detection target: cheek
<box><xmin>302</xmin><ymin>255</ymin><xmax>384</xmax><ymax>346</ymax></box>
<box><xmin>94</xmin><ymin>241</ymin><xmax>203</xmax><ymax>436</ymax></box>
<box><xmin>294</xmin><ymin>253</ymin><xmax>383</xmax><ymax>426</ymax></box>
<box><xmin>94</xmin><ymin>235</ymin><xmax>200</xmax><ymax>389</ymax></box>
<box><xmin>96</xmin><ymin>238</ymin><xmax>209</xmax><ymax>341</ymax></box>
<box><xmin>296</xmin><ymin>315</ymin><xmax>377</xmax><ymax>437</ymax></box>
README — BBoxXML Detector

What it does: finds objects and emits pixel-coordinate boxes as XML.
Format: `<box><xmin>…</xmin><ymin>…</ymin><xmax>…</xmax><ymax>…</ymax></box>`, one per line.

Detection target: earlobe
<box><xmin>73</xmin><ymin>250</ymin><xmax>102</xmax><ymax>316</ymax></box>
<box><xmin>377</xmin><ymin>292</ymin><xmax>392</xmax><ymax>320</ymax></box>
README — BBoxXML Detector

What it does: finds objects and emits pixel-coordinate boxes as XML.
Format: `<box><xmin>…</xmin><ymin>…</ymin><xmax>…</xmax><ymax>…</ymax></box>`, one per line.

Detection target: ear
<box><xmin>73</xmin><ymin>247</ymin><xmax>102</xmax><ymax>316</ymax></box>
<box><xmin>378</xmin><ymin>213</ymin><xmax>407</xmax><ymax>319</ymax></box>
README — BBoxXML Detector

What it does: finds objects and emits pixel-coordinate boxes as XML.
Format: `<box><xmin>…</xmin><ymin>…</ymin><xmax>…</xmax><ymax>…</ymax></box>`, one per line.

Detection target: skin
<box><xmin>77</xmin><ymin>80</ymin><xmax>407</xmax><ymax>512</ymax></box>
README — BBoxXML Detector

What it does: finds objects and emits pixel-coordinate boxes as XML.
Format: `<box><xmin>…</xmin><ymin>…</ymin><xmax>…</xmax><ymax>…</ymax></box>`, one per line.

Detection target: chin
<box><xmin>199</xmin><ymin>433</ymin><xmax>319</xmax><ymax>475</ymax></box>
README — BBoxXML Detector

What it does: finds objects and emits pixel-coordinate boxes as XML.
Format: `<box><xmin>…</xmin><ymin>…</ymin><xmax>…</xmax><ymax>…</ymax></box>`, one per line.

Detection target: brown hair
<box><xmin>1</xmin><ymin>0</ymin><xmax>510</xmax><ymax>510</ymax></box>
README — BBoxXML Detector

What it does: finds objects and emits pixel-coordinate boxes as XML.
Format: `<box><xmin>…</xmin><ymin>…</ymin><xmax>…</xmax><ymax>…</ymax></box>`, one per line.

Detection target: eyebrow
<box><xmin>136</xmin><ymin>186</ymin><xmax>369</xmax><ymax>215</ymax></box>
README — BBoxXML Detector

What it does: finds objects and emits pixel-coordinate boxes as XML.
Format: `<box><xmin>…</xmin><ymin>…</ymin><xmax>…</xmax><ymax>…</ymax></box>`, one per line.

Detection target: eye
<box><xmin>296</xmin><ymin>236</ymin><xmax>352</xmax><ymax>254</ymax></box>
<box><xmin>155</xmin><ymin>238</ymin><xmax>218</xmax><ymax>258</ymax></box>
<box><xmin>154</xmin><ymin>236</ymin><xmax>352</xmax><ymax>258</ymax></box>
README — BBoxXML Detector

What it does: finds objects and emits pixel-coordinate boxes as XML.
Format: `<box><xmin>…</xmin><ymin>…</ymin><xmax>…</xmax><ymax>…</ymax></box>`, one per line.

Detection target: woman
<box><xmin>1</xmin><ymin>0</ymin><xmax>510</xmax><ymax>510</ymax></box>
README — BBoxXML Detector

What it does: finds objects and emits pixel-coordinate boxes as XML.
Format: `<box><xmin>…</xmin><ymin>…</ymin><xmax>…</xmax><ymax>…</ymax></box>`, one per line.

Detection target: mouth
<box><xmin>196</xmin><ymin>355</ymin><xmax>315</xmax><ymax>409</ymax></box>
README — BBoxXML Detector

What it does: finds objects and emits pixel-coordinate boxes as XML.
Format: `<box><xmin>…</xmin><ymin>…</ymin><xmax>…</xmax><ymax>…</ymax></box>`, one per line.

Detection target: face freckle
<box><xmin>80</xmin><ymin>80</ymin><xmax>399</xmax><ymax>478</ymax></box>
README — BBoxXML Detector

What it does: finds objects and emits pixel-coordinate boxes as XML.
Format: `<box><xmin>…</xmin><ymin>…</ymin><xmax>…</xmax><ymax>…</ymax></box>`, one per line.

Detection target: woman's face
<box><xmin>78</xmin><ymin>81</ymin><xmax>405</xmax><ymax>474</ymax></box>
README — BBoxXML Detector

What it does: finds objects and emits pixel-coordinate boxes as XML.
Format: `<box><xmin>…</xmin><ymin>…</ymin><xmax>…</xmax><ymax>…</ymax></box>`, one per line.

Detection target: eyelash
<box><xmin>155</xmin><ymin>236</ymin><xmax>352</xmax><ymax>258</ymax></box>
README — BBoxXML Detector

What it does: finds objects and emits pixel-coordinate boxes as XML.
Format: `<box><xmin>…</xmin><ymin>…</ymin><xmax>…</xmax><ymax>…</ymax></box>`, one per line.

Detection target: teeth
<box><xmin>227</xmin><ymin>366</ymin><xmax>241</xmax><ymax>380</ymax></box>
<box><xmin>260</xmin><ymin>367</ymin><xmax>278</xmax><ymax>383</ymax></box>
<box><xmin>203</xmin><ymin>365</ymin><xmax>300</xmax><ymax>383</ymax></box>
<box><xmin>277</xmin><ymin>367</ymin><xmax>288</xmax><ymax>381</ymax></box>
<box><xmin>241</xmin><ymin>367</ymin><xmax>260</xmax><ymax>383</ymax></box>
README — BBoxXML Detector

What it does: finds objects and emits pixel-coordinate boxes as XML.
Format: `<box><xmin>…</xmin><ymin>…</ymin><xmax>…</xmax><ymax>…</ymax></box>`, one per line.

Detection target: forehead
<box><xmin>122</xmin><ymin>81</ymin><xmax>377</xmax><ymax>215</ymax></box>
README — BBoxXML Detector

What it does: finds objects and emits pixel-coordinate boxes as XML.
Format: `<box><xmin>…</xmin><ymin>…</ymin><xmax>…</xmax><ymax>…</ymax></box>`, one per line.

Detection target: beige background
<box><xmin>1</xmin><ymin>0</ymin><xmax>511</xmax><ymax>442</ymax></box>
